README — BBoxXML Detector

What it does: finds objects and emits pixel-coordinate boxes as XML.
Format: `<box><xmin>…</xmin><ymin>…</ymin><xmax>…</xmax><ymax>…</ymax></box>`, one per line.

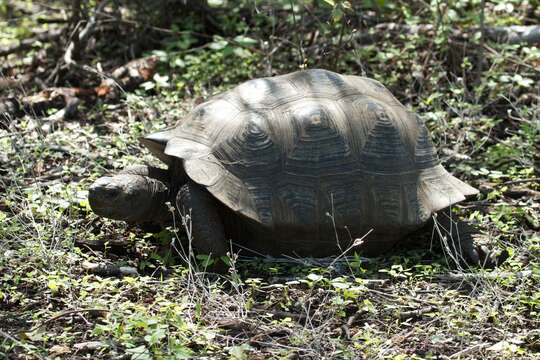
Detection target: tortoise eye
<box><xmin>92</xmin><ymin>186</ymin><xmax>120</xmax><ymax>200</ymax></box>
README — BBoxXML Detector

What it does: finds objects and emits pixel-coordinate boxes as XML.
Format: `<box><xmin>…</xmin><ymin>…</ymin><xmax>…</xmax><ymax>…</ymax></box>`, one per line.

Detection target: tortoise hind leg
<box><xmin>176</xmin><ymin>181</ymin><xmax>228</xmax><ymax>272</ymax></box>
<box><xmin>433</xmin><ymin>212</ymin><xmax>479</xmax><ymax>267</ymax></box>
<box><xmin>432</xmin><ymin>210</ymin><xmax>507</xmax><ymax>268</ymax></box>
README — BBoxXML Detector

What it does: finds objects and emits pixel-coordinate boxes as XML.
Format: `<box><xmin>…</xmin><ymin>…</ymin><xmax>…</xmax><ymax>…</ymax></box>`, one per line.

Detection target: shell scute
<box><xmin>281</xmin><ymin>100</ymin><xmax>357</xmax><ymax>177</ymax></box>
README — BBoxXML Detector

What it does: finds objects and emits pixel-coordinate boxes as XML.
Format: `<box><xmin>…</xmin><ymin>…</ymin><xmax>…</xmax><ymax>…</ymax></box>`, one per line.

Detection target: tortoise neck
<box><xmin>128</xmin><ymin>177</ymin><xmax>172</xmax><ymax>225</ymax></box>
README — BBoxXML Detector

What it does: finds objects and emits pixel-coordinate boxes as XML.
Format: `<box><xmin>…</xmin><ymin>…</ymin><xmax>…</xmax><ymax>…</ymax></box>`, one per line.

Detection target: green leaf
<box><xmin>220</xmin><ymin>255</ymin><xmax>232</xmax><ymax>266</ymax></box>
<box><xmin>144</xmin><ymin>327</ymin><xmax>167</xmax><ymax>346</ymax></box>
<box><xmin>126</xmin><ymin>345</ymin><xmax>151</xmax><ymax>360</ymax></box>
<box><xmin>209</xmin><ymin>37</ymin><xmax>229</xmax><ymax>50</ymax></box>
<box><xmin>331</xmin><ymin>281</ymin><xmax>350</xmax><ymax>289</ymax></box>
<box><xmin>48</xmin><ymin>279</ymin><xmax>59</xmax><ymax>293</ymax></box>
<box><xmin>233</xmin><ymin>47</ymin><xmax>252</xmax><ymax>58</ymax></box>
<box><xmin>233</xmin><ymin>35</ymin><xmax>257</xmax><ymax>46</ymax></box>
<box><xmin>306</xmin><ymin>273</ymin><xmax>323</xmax><ymax>282</ymax></box>
<box><xmin>141</xmin><ymin>81</ymin><xmax>155</xmax><ymax>91</ymax></box>
<box><xmin>207</xmin><ymin>0</ymin><xmax>225</xmax><ymax>7</ymax></box>
<box><xmin>228</xmin><ymin>344</ymin><xmax>252</xmax><ymax>360</ymax></box>
<box><xmin>153</xmin><ymin>74</ymin><xmax>170</xmax><ymax>88</ymax></box>
<box><xmin>196</xmin><ymin>254</ymin><xmax>215</xmax><ymax>267</ymax></box>
<box><xmin>172</xmin><ymin>58</ymin><xmax>186</xmax><ymax>68</ymax></box>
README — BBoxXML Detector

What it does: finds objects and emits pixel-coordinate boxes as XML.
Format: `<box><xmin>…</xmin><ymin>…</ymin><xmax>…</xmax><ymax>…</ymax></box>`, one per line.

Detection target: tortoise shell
<box><xmin>141</xmin><ymin>69</ymin><xmax>477</xmax><ymax>253</ymax></box>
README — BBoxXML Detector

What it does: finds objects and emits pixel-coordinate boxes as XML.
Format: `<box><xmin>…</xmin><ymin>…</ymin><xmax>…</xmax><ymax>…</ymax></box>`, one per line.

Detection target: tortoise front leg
<box><xmin>176</xmin><ymin>181</ymin><xmax>228</xmax><ymax>272</ymax></box>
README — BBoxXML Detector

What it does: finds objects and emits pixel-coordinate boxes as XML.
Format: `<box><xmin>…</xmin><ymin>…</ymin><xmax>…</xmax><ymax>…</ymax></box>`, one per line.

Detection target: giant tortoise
<box><xmin>89</xmin><ymin>69</ymin><xmax>493</xmax><ymax>266</ymax></box>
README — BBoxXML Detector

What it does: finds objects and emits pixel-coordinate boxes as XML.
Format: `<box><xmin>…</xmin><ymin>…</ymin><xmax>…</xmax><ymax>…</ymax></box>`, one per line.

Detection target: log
<box><xmin>437</xmin><ymin>270</ymin><xmax>532</xmax><ymax>282</ymax></box>
<box><xmin>0</xmin><ymin>28</ymin><xmax>64</xmax><ymax>57</ymax></box>
<box><xmin>485</xmin><ymin>25</ymin><xmax>540</xmax><ymax>45</ymax></box>
<box><xmin>82</xmin><ymin>261</ymin><xmax>139</xmax><ymax>277</ymax></box>
<box><xmin>95</xmin><ymin>55</ymin><xmax>159</xmax><ymax>99</ymax></box>
<box><xmin>347</xmin><ymin>23</ymin><xmax>540</xmax><ymax>46</ymax></box>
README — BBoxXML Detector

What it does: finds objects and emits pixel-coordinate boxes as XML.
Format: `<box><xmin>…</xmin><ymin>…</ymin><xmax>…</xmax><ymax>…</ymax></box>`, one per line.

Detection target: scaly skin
<box><xmin>88</xmin><ymin>165</ymin><xmax>172</xmax><ymax>224</ymax></box>
<box><xmin>431</xmin><ymin>209</ymin><xmax>506</xmax><ymax>268</ymax></box>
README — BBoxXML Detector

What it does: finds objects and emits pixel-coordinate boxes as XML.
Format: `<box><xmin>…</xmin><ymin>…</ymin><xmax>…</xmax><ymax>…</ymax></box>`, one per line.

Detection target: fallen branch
<box><xmin>1</xmin><ymin>55</ymin><xmax>158</xmax><ymax>127</ymax></box>
<box><xmin>347</xmin><ymin>23</ymin><xmax>540</xmax><ymax>46</ymax></box>
<box><xmin>37</xmin><ymin>17</ymin><xmax>69</xmax><ymax>24</ymax></box>
<box><xmin>503</xmin><ymin>187</ymin><xmax>540</xmax><ymax>201</ymax></box>
<box><xmin>0</xmin><ymin>97</ymin><xmax>21</xmax><ymax>129</ymax></box>
<box><xmin>22</xmin><ymin>87</ymin><xmax>94</xmax><ymax>114</ymax></box>
<box><xmin>437</xmin><ymin>270</ymin><xmax>533</xmax><ymax>282</ymax></box>
<box><xmin>73</xmin><ymin>341</ymin><xmax>107</xmax><ymax>352</ymax></box>
<box><xmin>249</xmin><ymin>307</ymin><xmax>308</xmax><ymax>321</ymax></box>
<box><xmin>0</xmin><ymin>73</ymin><xmax>32</xmax><ymax>90</ymax></box>
<box><xmin>0</xmin><ymin>329</ymin><xmax>42</xmax><ymax>359</ymax></box>
<box><xmin>502</xmin><ymin>178</ymin><xmax>540</xmax><ymax>186</ymax></box>
<box><xmin>30</xmin><ymin>308</ymin><xmax>109</xmax><ymax>331</ymax></box>
<box><xmin>0</xmin><ymin>28</ymin><xmax>64</xmax><ymax>57</ymax></box>
<box><xmin>397</xmin><ymin>305</ymin><xmax>437</xmax><ymax>321</ymax></box>
<box><xmin>21</xmin><ymin>87</ymin><xmax>94</xmax><ymax>132</ymax></box>
<box><xmin>449</xmin><ymin>343</ymin><xmax>490</xmax><ymax>359</ymax></box>
<box><xmin>216</xmin><ymin>318</ymin><xmax>255</xmax><ymax>332</ymax></box>
<box><xmin>39</xmin><ymin>96</ymin><xmax>81</xmax><ymax>132</ymax></box>
<box><xmin>82</xmin><ymin>260</ymin><xmax>139</xmax><ymax>277</ymax></box>
<box><xmin>485</xmin><ymin>25</ymin><xmax>540</xmax><ymax>45</ymax></box>
<box><xmin>359</xmin><ymin>278</ymin><xmax>389</xmax><ymax>288</ymax></box>
<box><xmin>74</xmin><ymin>237</ymin><xmax>132</xmax><ymax>254</ymax></box>
<box><xmin>95</xmin><ymin>55</ymin><xmax>159</xmax><ymax>99</ymax></box>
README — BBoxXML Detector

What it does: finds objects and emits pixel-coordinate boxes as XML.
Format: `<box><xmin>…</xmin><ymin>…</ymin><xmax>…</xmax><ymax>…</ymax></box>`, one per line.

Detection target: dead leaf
<box><xmin>49</xmin><ymin>344</ymin><xmax>70</xmax><ymax>357</ymax></box>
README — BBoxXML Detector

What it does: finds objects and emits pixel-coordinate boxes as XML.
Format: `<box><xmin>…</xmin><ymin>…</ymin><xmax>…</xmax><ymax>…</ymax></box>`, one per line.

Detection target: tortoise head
<box><xmin>88</xmin><ymin>174</ymin><xmax>170</xmax><ymax>224</ymax></box>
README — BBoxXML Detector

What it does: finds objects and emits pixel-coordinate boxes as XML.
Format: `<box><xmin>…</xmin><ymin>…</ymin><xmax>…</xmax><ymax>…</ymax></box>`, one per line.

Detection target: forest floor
<box><xmin>1</xmin><ymin>1</ymin><xmax>539</xmax><ymax>359</ymax></box>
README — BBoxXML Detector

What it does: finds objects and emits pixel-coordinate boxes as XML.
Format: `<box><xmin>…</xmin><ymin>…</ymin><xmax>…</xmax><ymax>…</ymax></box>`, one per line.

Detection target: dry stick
<box><xmin>332</xmin><ymin>16</ymin><xmax>346</xmax><ymax>70</ymax></box>
<box><xmin>37</xmin><ymin>17</ymin><xmax>68</xmax><ymax>24</ymax></box>
<box><xmin>30</xmin><ymin>308</ymin><xmax>109</xmax><ymax>332</ymax></box>
<box><xmin>215</xmin><ymin>333</ymin><xmax>310</xmax><ymax>353</ymax></box>
<box><xmin>327</xmin><ymin>229</ymin><xmax>373</xmax><ymax>269</ymax></box>
<box><xmin>250</xmin><ymin>308</ymin><xmax>307</xmax><ymax>321</ymax></box>
<box><xmin>0</xmin><ymin>329</ymin><xmax>23</xmax><ymax>345</ymax></box>
<box><xmin>0</xmin><ymin>329</ymin><xmax>45</xmax><ymax>360</ymax></box>
<box><xmin>0</xmin><ymin>130</ymin><xmax>34</xmax><ymax>139</ymax></box>
<box><xmin>69</xmin><ymin>0</ymin><xmax>82</xmax><ymax>59</ymax></box>
<box><xmin>502</xmin><ymin>178</ymin><xmax>540</xmax><ymax>186</ymax></box>
<box><xmin>63</xmin><ymin>0</ymin><xmax>110</xmax><ymax>73</ymax></box>
<box><xmin>449</xmin><ymin>342</ymin><xmax>490</xmax><ymax>359</ymax></box>
<box><xmin>437</xmin><ymin>270</ymin><xmax>533</xmax><ymax>282</ymax></box>
<box><xmin>398</xmin><ymin>305</ymin><xmax>437</xmax><ymax>321</ymax></box>
<box><xmin>482</xmin><ymin>44</ymin><xmax>539</xmax><ymax>73</ymax></box>
<box><xmin>367</xmin><ymin>287</ymin><xmax>439</xmax><ymax>306</ymax></box>
<box><xmin>477</xmin><ymin>0</ymin><xmax>486</xmax><ymax>84</ymax></box>
<box><xmin>289</xmin><ymin>0</ymin><xmax>305</xmax><ymax>67</ymax></box>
